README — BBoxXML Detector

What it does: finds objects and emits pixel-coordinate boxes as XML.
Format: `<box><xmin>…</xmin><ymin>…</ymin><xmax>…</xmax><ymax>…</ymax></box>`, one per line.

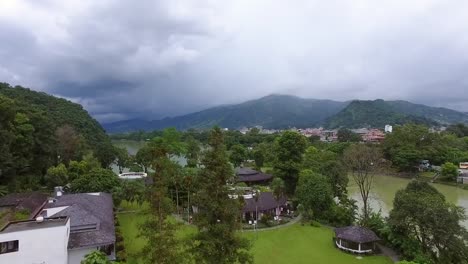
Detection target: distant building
<box><xmin>384</xmin><ymin>125</ymin><xmax>393</xmax><ymax>133</ymax></box>
<box><xmin>362</xmin><ymin>129</ymin><xmax>385</xmax><ymax>142</ymax></box>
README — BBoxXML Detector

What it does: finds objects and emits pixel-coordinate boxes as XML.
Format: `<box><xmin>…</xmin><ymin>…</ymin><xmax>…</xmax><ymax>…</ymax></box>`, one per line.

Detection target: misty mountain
<box><xmin>103</xmin><ymin>96</ymin><xmax>468</xmax><ymax>133</ymax></box>
<box><xmin>104</xmin><ymin>95</ymin><xmax>348</xmax><ymax>132</ymax></box>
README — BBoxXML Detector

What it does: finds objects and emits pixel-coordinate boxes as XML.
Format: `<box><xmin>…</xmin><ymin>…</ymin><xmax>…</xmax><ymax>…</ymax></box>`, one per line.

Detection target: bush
<box><xmin>440</xmin><ymin>162</ymin><xmax>459</xmax><ymax>181</ymax></box>
<box><xmin>260</xmin><ymin>214</ymin><xmax>273</xmax><ymax>227</ymax></box>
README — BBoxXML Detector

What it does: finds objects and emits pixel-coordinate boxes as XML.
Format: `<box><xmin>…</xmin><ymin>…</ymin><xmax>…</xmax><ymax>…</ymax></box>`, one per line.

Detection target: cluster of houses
<box><xmin>235</xmin><ymin>125</ymin><xmax>392</xmax><ymax>143</ymax></box>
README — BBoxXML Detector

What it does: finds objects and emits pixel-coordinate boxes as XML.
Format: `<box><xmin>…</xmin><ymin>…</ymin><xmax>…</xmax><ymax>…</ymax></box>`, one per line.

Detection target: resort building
<box><xmin>236</xmin><ymin>167</ymin><xmax>273</xmax><ymax>185</ymax></box>
<box><xmin>242</xmin><ymin>192</ymin><xmax>288</xmax><ymax>221</ymax></box>
<box><xmin>0</xmin><ymin>190</ymin><xmax>116</xmax><ymax>264</ymax></box>
<box><xmin>334</xmin><ymin>226</ymin><xmax>380</xmax><ymax>254</ymax></box>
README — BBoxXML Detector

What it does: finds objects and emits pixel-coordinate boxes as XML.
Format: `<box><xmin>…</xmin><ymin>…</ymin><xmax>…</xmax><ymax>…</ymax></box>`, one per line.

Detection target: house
<box><xmin>0</xmin><ymin>192</ymin><xmax>49</xmax><ymax>221</ymax></box>
<box><xmin>236</xmin><ymin>167</ymin><xmax>273</xmax><ymax>185</ymax></box>
<box><xmin>362</xmin><ymin>129</ymin><xmax>385</xmax><ymax>142</ymax></box>
<box><xmin>334</xmin><ymin>226</ymin><xmax>381</xmax><ymax>254</ymax></box>
<box><xmin>0</xmin><ymin>190</ymin><xmax>116</xmax><ymax>264</ymax></box>
<box><xmin>241</xmin><ymin>192</ymin><xmax>288</xmax><ymax>221</ymax></box>
<box><xmin>0</xmin><ymin>217</ymin><xmax>70</xmax><ymax>264</ymax></box>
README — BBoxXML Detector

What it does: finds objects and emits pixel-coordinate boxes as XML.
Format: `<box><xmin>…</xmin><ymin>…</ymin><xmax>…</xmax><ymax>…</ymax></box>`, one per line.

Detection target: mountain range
<box><xmin>103</xmin><ymin>94</ymin><xmax>468</xmax><ymax>133</ymax></box>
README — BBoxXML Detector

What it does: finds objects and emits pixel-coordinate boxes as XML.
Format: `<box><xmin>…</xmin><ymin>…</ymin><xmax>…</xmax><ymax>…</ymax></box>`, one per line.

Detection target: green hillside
<box><xmin>0</xmin><ymin>83</ymin><xmax>115</xmax><ymax>186</ymax></box>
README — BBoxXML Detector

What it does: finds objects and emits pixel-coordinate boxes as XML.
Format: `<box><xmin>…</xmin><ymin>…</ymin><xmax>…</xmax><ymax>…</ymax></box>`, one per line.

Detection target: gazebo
<box><xmin>334</xmin><ymin>226</ymin><xmax>380</xmax><ymax>254</ymax></box>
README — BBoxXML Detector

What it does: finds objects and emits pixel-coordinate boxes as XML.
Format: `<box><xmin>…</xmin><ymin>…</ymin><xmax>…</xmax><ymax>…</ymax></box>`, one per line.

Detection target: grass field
<box><xmin>117</xmin><ymin>207</ymin><xmax>392</xmax><ymax>264</ymax></box>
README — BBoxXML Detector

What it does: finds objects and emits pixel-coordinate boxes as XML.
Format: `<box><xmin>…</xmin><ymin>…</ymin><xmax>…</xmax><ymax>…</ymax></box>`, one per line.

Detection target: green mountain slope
<box><xmin>105</xmin><ymin>95</ymin><xmax>348</xmax><ymax>132</ymax></box>
<box><xmin>323</xmin><ymin>99</ymin><xmax>468</xmax><ymax>128</ymax></box>
<box><xmin>0</xmin><ymin>83</ymin><xmax>114</xmax><ymax>166</ymax></box>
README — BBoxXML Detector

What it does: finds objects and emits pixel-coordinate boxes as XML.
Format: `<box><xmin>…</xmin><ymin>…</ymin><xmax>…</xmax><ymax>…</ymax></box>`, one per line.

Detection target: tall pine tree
<box><xmin>138</xmin><ymin>128</ymin><xmax>188</xmax><ymax>264</ymax></box>
<box><xmin>191</xmin><ymin>127</ymin><xmax>252</xmax><ymax>264</ymax></box>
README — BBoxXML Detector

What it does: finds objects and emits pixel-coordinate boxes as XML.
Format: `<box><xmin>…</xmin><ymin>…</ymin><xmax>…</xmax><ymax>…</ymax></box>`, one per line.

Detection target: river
<box><xmin>113</xmin><ymin>140</ymin><xmax>468</xmax><ymax>226</ymax></box>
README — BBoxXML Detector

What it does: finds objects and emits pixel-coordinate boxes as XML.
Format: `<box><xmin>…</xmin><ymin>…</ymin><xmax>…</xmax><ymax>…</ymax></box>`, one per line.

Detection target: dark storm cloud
<box><xmin>1</xmin><ymin>0</ymin><xmax>468</xmax><ymax>122</ymax></box>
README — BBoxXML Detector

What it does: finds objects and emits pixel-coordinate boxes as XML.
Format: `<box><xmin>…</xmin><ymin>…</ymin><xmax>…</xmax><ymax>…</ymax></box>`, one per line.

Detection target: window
<box><xmin>0</xmin><ymin>240</ymin><xmax>19</xmax><ymax>254</ymax></box>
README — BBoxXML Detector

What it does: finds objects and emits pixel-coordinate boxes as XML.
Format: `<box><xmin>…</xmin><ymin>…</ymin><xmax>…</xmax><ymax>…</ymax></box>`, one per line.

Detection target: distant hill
<box><xmin>104</xmin><ymin>95</ymin><xmax>468</xmax><ymax>133</ymax></box>
<box><xmin>324</xmin><ymin>99</ymin><xmax>468</xmax><ymax>128</ymax></box>
<box><xmin>104</xmin><ymin>95</ymin><xmax>348</xmax><ymax>132</ymax></box>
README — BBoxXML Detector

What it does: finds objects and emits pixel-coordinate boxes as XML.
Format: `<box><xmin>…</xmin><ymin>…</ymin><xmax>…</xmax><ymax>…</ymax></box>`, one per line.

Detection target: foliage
<box><xmin>45</xmin><ymin>163</ymin><xmax>69</xmax><ymax>188</ymax></box>
<box><xmin>388</xmin><ymin>181</ymin><xmax>468</xmax><ymax>263</ymax></box>
<box><xmin>337</xmin><ymin>128</ymin><xmax>361</xmax><ymax>142</ymax></box>
<box><xmin>81</xmin><ymin>250</ymin><xmax>111</xmax><ymax>264</ymax></box>
<box><xmin>325</xmin><ymin>99</ymin><xmax>440</xmax><ymax>129</ymax></box>
<box><xmin>138</xmin><ymin>128</ymin><xmax>188</xmax><ymax>264</ymax></box>
<box><xmin>114</xmin><ymin>146</ymin><xmax>129</xmax><ymax>174</ymax></box>
<box><xmin>270</xmin><ymin>177</ymin><xmax>285</xmax><ymax>202</ymax></box>
<box><xmin>252</xmin><ymin>147</ymin><xmax>265</xmax><ymax>169</ymax></box>
<box><xmin>229</xmin><ymin>144</ymin><xmax>248</xmax><ymax>168</ymax></box>
<box><xmin>343</xmin><ymin>144</ymin><xmax>383</xmax><ymax>221</ymax></box>
<box><xmin>0</xmin><ymin>83</ymin><xmax>115</xmax><ymax>190</ymax></box>
<box><xmin>71</xmin><ymin>168</ymin><xmax>121</xmax><ymax>193</ymax></box>
<box><xmin>295</xmin><ymin>170</ymin><xmax>334</xmax><ymax>221</ymax></box>
<box><xmin>190</xmin><ymin>127</ymin><xmax>252</xmax><ymax>264</ymax></box>
<box><xmin>446</xmin><ymin>123</ymin><xmax>468</xmax><ymax>137</ymax></box>
<box><xmin>185</xmin><ymin>136</ymin><xmax>201</xmax><ymax>168</ymax></box>
<box><xmin>326</xmin><ymin>197</ymin><xmax>357</xmax><ymax>227</ymax></box>
<box><xmin>440</xmin><ymin>162</ymin><xmax>459</xmax><ymax>181</ymax></box>
<box><xmin>273</xmin><ymin>131</ymin><xmax>308</xmax><ymax>195</ymax></box>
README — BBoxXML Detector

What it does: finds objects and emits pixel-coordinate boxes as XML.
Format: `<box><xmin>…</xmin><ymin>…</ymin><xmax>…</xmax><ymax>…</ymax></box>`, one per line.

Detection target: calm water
<box><xmin>111</xmin><ymin>140</ymin><xmax>187</xmax><ymax>174</ymax></box>
<box><xmin>348</xmin><ymin>174</ymin><xmax>468</xmax><ymax>227</ymax></box>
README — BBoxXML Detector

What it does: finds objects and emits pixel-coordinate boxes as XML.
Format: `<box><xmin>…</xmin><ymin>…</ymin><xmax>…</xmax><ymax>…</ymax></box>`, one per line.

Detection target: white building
<box><xmin>0</xmin><ymin>191</ymin><xmax>116</xmax><ymax>264</ymax></box>
<box><xmin>384</xmin><ymin>125</ymin><xmax>393</xmax><ymax>133</ymax></box>
<box><xmin>0</xmin><ymin>217</ymin><xmax>70</xmax><ymax>264</ymax></box>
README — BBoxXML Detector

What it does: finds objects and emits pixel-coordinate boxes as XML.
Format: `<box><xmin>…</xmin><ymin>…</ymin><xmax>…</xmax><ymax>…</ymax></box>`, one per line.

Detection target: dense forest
<box><xmin>0</xmin><ymin>83</ymin><xmax>115</xmax><ymax>190</ymax></box>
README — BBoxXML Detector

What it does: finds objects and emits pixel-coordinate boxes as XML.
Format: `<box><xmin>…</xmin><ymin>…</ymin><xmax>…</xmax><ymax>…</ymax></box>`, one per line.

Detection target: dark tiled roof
<box><xmin>0</xmin><ymin>192</ymin><xmax>48</xmax><ymax>216</ymax></box>
<box><xmin>242</xmin><ymin>192</ymin><xmax>287</xmax><ymax>213</ymax></box>
<box><xmin>235</xmin><ymin>168</ymin><xmax>273</xmax><ymax>183</ymax></box>
<box><xmin>44</xmin><ymin>193</ymin><xmax>115</xmax><ymax>249</ymax></box>
<box><xmin>334</xmin><ymin>226</ymin><xmax>380</xmax><ymax>243</ymax></box>
<box><xmin>1</xmin><ymin>217</ymin><xmax>69</xmax><ymax>233</ymax></box>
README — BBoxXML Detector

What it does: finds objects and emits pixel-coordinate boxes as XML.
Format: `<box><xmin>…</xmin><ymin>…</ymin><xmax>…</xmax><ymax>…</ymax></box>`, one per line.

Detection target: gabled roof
<box><xmin>44</xmin><ymin>193</ymin><xmax>115</xmax><ymax>249</ymax></box>
<box><xmin>334</xmin><ymin>226</ymin><xmax>380</xmax><ymax>243</ymax></box>
<box><xmin>242</xmin><ymin>192</ymin><xmax>287</xmax><ymax>213</ymax></box>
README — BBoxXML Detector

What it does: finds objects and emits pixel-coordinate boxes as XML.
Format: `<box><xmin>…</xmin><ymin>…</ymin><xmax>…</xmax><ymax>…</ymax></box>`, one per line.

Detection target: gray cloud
<box><xmin>1</xmin><ymin>0</ymin><xmax>468</xmax><ymax>122</ymax></box>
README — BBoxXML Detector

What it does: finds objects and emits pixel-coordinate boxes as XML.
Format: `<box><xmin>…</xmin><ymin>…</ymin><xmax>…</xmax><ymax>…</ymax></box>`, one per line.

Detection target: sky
<box><xmin>1</xmin><ymin>0</ymin><xmax>468</xmax><ymax>123</ymax></box>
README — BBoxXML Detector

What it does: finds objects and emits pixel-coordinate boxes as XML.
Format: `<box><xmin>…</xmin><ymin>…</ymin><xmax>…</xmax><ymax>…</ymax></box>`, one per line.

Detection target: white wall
<box><xmin>68</xmin><ymin>247</ymin><xmax>96</xmax><ymax>264</ymax></box>
<box><xmin>0</xmin><ymin>220</ymin><xmax>70</xmax><ymax>264</ymax></box>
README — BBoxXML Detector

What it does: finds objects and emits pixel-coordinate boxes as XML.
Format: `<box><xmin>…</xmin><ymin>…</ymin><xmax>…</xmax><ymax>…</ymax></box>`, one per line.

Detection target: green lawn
<box><xmin>118</xmin><ymin>209</ymin><xmax>392</xmax><ymax>264</ymax></box>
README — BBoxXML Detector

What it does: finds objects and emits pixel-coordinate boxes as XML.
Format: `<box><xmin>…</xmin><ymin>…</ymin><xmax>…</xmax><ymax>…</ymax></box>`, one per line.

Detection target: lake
<box><xmin>348</xmin><ymin>173</ymin><xmax>468</xmax><ymax>227</ymax></box>
<box><xmin>113</xmin><ymin>140</ymin><xmax>468</xmax><ymax>226</ymax></box>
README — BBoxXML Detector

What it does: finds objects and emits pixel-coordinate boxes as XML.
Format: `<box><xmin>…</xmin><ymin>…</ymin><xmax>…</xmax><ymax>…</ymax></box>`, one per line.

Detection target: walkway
<box><xmin>242</xmin><ymin>215</ymin><xmax>302</xmax><ymax>232</ymax></box>
<box><xmin>377</xmin><ymin>243</ymin><xmax>400</xmax><ymax>262</ymax></box>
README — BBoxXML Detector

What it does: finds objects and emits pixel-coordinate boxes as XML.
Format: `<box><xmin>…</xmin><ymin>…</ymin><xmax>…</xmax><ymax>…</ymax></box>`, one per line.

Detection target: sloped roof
<box><xmin>0</xmin><ymin>192</ymin><xmax>48</xmax><ymax>216</ymax></box>
<box><xmin>242</xmin><ymin>192</ymin><xmax>287</xmax><ymax>213</ymax></box>
<box><xmin>334</xmin><ymin>226</ymin><xmax>380</xmax><ymax>243</ymax></box>
<box><xmin>45</xmin><ymin>193</ymin><xmax>115</xmax><ymax>249</ymax></box>
<box><xmin>235</xmin><ymin>168</ymin><xmax>273</xmax><ymax>183</ymax></box>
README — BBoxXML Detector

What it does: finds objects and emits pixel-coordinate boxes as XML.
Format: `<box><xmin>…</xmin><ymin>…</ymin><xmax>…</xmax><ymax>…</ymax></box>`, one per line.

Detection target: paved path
<box><xmin>242</xmin><ymin>215</ymin><xmax>302</xmax><ymax>232</ymax></box>
<box><xmin>377</xmin><ymin>243</ymin><xmax>400</xmax><ymax>262</ymax></box>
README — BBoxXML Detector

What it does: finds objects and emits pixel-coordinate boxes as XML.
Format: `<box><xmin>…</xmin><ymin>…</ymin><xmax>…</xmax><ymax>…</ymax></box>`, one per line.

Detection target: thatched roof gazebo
<box><xmin>334</xmin><ymin>226</ymin><xmax>380</xmax><ymax>254</ymax></box>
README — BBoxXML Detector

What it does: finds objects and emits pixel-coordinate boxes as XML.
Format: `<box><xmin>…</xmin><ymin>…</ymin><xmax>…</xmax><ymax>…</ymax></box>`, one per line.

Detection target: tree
<box><xmin>71</xmin><ymin>168</ymin><xmax>121</xmax><ymax>193</ymax></box>
<box><xmin>55</xmin><ymin>124</ymin><xmax>85</xmax><ymax>165</ymax></box>
<box><xmin>441</xmin><ymin>162</ymin><xmax>459</xmax><ymax>181</ymax></box>
<box><xmin>388</xmin><ymin>181</ymin><xmax>468</xmax><ymax>263</ymax></box>
<box><xmin>273</xmin><ymin>131</ymin><xmax>308</xmax><ymax>195</ymax></box>
<box><xmin>138</xmin><ymin>128</ymin><xmax>188</xmax><ymax>264</ymax></box>
<box><xmin>229</xmin><ymin>144</ymin><xmax>247</xmax><ymax>168</ymax></box>
<box><xmin>318</xmin><ymin>160</ymin><xmax>348</xmax><ymax>199</ymax></box>
<box><xmin>270</xmin><ymin>177</ymin><xmax>285</xmax><ymax>216</ymax></box>
<box><xmin>114</xmin><ymin>146</ymin><xmax>129</xmax><ymax>174</ymax></box>
<box><xmin>343</xmin><ymin>144</ymin><xmax>383</xmax><ymax>221</ymax></box>
<box><xmin>81</xmin><ymin>250</ymin><xmax>111</xmax><ymax>264</ymax></box>
<box><xmin>45</xmin><ymin>163</ymin><xmax>68</xmax><ymax>188</ymax></box>
<box><xmin>337</xmin><ymin>128</ymin><xmax>361</xmax><ymax>142</ymax></box>
<box><xmin>191</xmin><ymin>127</ymin><xmax>252</xmax><ymax>264</ymax></box>
<box><xmin>135</xmin><ymin>145</ymin><xmax>152</xmax><ymax>173</ymax></box>
<box><xmin>185</xmin><ymin>136</ymin><xmax>201</xmax><ymax>168</ymax></box>
<box><xmin>295</xmin><ymin>170</ymin><xmax>334</xmax><ymax>221</ymax></box>
<box><xmin>252</xmin><ymin>148</ymin><xmax>265</xmax><ymax>170</ymax></box>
